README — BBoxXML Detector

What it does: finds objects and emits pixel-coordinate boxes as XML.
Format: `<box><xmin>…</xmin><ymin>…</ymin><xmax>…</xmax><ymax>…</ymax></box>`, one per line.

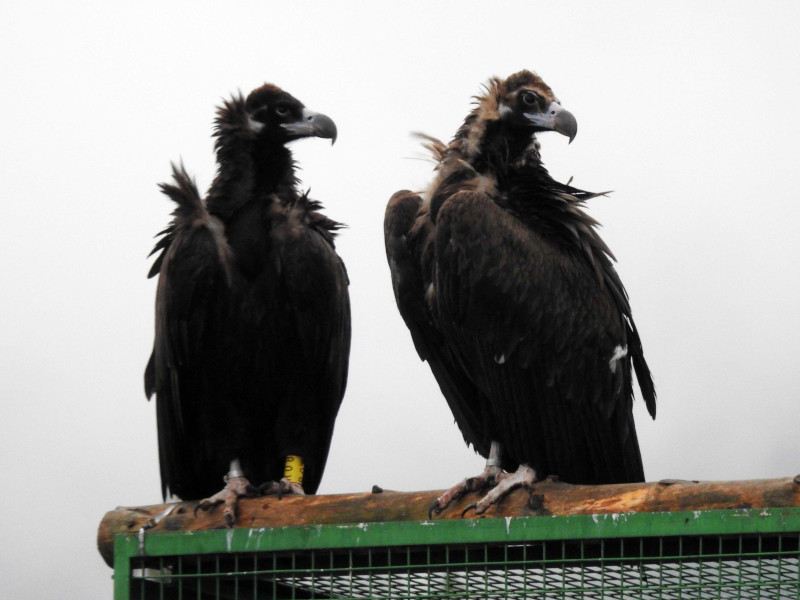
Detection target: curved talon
<box><xmin>428</xmin><ymin>500</ymin><xmax>443</xmax><ymax>520</ymax></box>
<box><xmin>221</xmin><ymin>504</ymin><xmax>238</xmax><ymax>528</ymax></box>
<box><xmin>460</xmin><ymin>503</ymin><xmax>478</xmax><ymax>518</ymax></box>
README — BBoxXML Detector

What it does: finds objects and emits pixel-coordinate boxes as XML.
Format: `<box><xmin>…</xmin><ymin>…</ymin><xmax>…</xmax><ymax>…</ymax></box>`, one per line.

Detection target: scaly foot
<box><xmin>461</xmin><ymin>464</ymin><xmax>538</xmax><ymax>516</ymax></box>
<box><xmin>429</xmin><ymin>463</ymin><xmax>503</xmax><ymax>518</ymax></box>
<box><xmin>195</xmin><ymin>475</ymin><xmax>260</xmax><ymax>527</ymax></box>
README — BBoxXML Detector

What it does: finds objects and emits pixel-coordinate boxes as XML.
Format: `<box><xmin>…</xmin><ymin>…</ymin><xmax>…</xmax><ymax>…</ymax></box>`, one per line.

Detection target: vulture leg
<box><xmin>462</xmin><ymin>464</ymin><xmax>538</xmax><ymax>517</ymax></box>
<box><xmin>194</xmin><ymin>459</ymin><xmax>261</xmax><ymax>527</ymax></box>
<box><xmin>429</xmin><ymin>441</ymin><xmax>504</xmax><ymax>518</ymax></box>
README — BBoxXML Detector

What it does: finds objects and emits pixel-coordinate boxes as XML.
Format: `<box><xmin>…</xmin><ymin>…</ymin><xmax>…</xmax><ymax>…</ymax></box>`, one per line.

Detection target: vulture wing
<box><xmin>145</xmin><ymin>164</ymin><xmax>237</xmax><ymax>500</ymax></box>
<box><xmin>432</xmin><ymin>189</ymin><xmax>650</xmax><ymax>483</ymax></box>
<box><xmin>385</xmin><ymin>191</ymin><xmax>493</xmax><ymax>458</ymax></box>
<box><xmin>260</xmin><ymin>198</ymin><xmax>351</xmax><ymax>494</ymax></box>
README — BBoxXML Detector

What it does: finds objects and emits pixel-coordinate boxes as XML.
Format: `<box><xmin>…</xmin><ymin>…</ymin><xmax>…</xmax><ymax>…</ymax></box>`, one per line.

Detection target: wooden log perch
<box><xmin>98</xmin><ymin>476</ymin><xmax>800</xmax><ymax>568</ymax></box>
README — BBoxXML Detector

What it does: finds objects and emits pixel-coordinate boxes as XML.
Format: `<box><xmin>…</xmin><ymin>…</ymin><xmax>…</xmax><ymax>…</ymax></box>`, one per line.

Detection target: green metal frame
<box><xmin>114</xmin><ymin>508</ymin><xmax>800</xmax><ymax>599</ymax></box>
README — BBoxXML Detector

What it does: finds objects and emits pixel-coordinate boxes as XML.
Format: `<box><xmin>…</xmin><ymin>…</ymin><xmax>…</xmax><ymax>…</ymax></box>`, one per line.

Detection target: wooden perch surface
<box><xmin>98</xmin><ymin>476</ymin><xmax>800</xmax><ymax>567</ymax></box>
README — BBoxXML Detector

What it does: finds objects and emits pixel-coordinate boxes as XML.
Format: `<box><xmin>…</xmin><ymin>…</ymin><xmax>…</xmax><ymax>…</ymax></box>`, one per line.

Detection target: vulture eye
<box><xmin>275</xmin><ymin>106</ymin><xmax>290</xmax><ymax>117</ymax></box>
<box><xmin>521</xmin><ymin>91</ymin><xmax>539</xmax><ymax>107</ymax></box>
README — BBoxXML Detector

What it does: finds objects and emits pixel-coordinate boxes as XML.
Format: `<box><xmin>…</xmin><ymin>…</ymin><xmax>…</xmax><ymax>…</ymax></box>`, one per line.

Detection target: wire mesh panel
<box><xmin>115</xmin><ymin>509</ymin><xmax>800</xmax><ymax>599</ymax></box>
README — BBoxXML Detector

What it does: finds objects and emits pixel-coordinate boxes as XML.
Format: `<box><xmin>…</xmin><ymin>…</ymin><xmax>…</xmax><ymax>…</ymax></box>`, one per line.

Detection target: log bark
<box><xmin>98</xmin><ymin>476</ymin><xmax>800</xmax><ymax>567</ymax></box>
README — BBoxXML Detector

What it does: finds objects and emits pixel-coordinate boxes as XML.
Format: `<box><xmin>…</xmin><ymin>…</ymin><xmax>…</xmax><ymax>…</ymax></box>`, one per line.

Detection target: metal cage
<box><xmin>114</xmin><ymin>508</ymin><xmax>800</xmax><ymax>599</ymax></box>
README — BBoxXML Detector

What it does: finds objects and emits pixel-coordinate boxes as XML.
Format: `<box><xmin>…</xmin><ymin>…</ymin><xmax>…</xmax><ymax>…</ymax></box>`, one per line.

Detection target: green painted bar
<box><xmin>113</xmin><ymin>508</ymin><xmax>800</xmax><ymax>599</ymax></box>
<box><xmin>118</xmin><ymin>508</ymin><xmax>800</xmax><ymax>560</ymax></box>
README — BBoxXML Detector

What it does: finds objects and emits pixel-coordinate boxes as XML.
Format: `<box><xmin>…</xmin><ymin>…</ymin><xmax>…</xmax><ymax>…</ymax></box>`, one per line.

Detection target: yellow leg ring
<box><xmin>284</xmin><ymin>455</ymin><xmax>304</xmax><ymax>485</ymax></box>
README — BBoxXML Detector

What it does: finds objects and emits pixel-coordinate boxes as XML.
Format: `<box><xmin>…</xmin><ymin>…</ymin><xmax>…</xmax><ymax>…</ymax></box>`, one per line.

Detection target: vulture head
<box><xmin>244</xmin><ymin>83</ymin><xmax>337</xmax><ymax>144</ymax></box>
<box><xmin>208</xmin><ymin>83</ymin><xmax>337</xmax><ymax>216</ymax></box>
<box><xmin>456</xmin><ymin>70</ymin><xmax>576</xmax><ymax>164</ymax></box>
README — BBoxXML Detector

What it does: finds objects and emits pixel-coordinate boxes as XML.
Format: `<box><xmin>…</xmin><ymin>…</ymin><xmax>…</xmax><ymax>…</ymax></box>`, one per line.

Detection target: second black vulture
<box><xmin>145</xmin><ymin>83</ymin><xmax>350</xmax><ymax>525</ymax></box>
<box><xmin>384</xmin><ymin>70</ymin><xmax>656</xmax><ymax>515</ymax></box>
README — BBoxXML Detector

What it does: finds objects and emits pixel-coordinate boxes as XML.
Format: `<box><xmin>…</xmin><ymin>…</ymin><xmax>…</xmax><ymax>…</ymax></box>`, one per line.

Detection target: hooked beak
<box><xmin>524</xmin><ymin>101</ymin><xmax>577</xmax><ymax>143</ymax></box>
<box><xmin>282</xmin><ymin>108</ymin><xmax>338</xmax><ymax>144</ymax></box>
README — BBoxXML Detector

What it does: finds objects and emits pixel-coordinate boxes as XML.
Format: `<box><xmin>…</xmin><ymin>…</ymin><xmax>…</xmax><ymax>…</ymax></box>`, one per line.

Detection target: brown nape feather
<box><xmin>412</xmin><ymin>132</ymin><xmax>448</xmax><ymax>164</ymax></box>
<box><xmin>451</xmin><ymin>71</ymin><xmax>555</xmax><ymax>161</ymax></box>
<box><xmin>385</xmin><ymin>70</ymin><xmax>655</xmax><ymax>506</ymax></box>
<box><xmin>424</xmin><ymin>70</ymin><xmax>612</xmax><ymax>281</ymax></box>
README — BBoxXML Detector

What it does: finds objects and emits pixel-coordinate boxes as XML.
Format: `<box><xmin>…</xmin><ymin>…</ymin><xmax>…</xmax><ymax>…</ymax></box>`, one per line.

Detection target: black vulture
<box><xmin>384</xmin><ymin>70</ymin><xmax>656</xmax><ymax>516</ymax></box>
<box><xmin>145</xmin><ymin>83</ymin><xmax>350</xmax><ymax>525</ymax></box>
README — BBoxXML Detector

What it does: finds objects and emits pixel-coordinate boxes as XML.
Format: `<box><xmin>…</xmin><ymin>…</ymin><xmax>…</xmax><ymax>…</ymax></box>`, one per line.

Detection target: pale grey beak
<box><xmin>282</xmin><ymin>108</ymin><xmax>338</xmax><ymax>144</ymax></box>
<box><xmin>525</xmin><ymin>102</ymin><xmax>577</xmax><ymax>143</ymax></box>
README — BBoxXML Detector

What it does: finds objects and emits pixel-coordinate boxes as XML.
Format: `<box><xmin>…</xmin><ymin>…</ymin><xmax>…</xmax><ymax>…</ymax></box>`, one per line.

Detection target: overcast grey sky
<box><xmin>1</xmin><ymin>1</ymin><xmax>799</xmax><ymax>597</ymax></box>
